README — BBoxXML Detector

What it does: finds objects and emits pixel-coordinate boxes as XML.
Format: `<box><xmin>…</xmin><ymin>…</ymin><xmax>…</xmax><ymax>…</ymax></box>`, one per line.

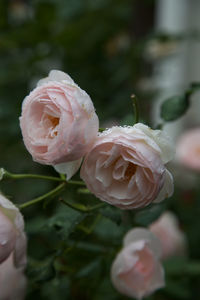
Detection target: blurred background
<box><xmin>0</xmin><ymin>0</ymin><xmax>200</xmax><ymax>299</ymax></box>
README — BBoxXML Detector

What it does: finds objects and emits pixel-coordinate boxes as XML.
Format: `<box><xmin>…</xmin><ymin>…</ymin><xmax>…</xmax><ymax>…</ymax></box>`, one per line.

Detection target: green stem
<box><xmin>19</xmin><ymin>183</ymin><xmax>66</xmax><ymax>209</ymax></box>
<box><xmin>4</xmin><ymin>171</ymin><xmax>64</xmax><ymax>182</ymax></box>
<box><xmin>60</xmin><ymin>198</ymin><xmax>105</xmax><ymax>213</ymax></box>
<box><xmin>131</xmin><ymin>94</ymin><xmax>139</xmax><ymax>124</ymax></box>
<box><xmin>3</xmin><ymin>170</ymin><xmax>85</xmax><ymax>186</ymax></box>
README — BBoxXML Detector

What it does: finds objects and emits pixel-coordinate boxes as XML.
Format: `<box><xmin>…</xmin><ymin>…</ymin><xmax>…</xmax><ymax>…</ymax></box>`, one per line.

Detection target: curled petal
<box><xmin>123</xmin><ymin>228</ymin><xmax>162</xmax><ymax>259</ymax></box>
<box><xmin>54</xmin><ymin>158</ymin><xmax>82</xmax><ymax>180</ymax></box>
<box><xmin>37</xmin><ymin>70</ymin><xmax>75</xmax><ymax>87</ymax></box>
<box><xmin>149</xmin><ymin>212</ymin><xmax>187</xmax><ymax>259</ymax></box>
<box><xmin>154</xmin><ymin>169</ymin><xmax>174</xmax><ymax>203</ymax></box>
<box><xmin>134</xmin><ymin>123</ymin><xmax>175</xmax><ymax>164</ymax></box>
<box><xmin>14</xmin><ymin>232</ymin><xmax>27</xmax><ymax>269</ymax></box>
<box><xmin>0</xmin><ymin>210</ymin><xmax>16</xmax><ymax>264</ymax></box>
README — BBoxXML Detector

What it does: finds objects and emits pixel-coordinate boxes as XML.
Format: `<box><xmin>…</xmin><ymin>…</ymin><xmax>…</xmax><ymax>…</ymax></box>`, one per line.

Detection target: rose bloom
<box><xmin>149</xmin><ymin>212</ymin><xmax>187</xmax><ymax>260</ymax></box>
<box><xmin>81</xmin><ymin>123</ymin><xmax>174</xmax><ymax>209</ymax></box>
<box><xmin>0</xmin><ymin>254</ymin><xmax>26</xmax><ymax>300</ymax></box>
<box><xmin>111</xmin><ymin>228</ymin><xmax>164</xmax><ymax>299</ymax></box>
<box><xmin>176</xmin><ymin>128</ymin><xmax>200</xmax><ymax>171</ymax></box>
<box><xmin>0</xmin><ymin>194</ymin><xmax>27</xmax><ymax>268</ymax></box>
<box><xmin>20</xmin><ymin>70</ymin><xmax>99</xmax><ymax>179</ymax></box>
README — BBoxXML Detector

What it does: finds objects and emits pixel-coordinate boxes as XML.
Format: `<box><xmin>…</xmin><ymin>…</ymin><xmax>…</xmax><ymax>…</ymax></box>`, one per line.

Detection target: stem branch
<box><xmin>19</xmin><ymin>183</ymin><xmax>66</xmax><ymax>209</ymax></box>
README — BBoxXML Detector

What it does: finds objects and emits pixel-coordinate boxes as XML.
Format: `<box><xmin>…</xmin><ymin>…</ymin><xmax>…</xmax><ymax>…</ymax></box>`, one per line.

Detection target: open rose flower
<box><xmin>81</xmin><ymin>123</ymin><xmax>174</xmax><ymax>209</ymax></box>
<box><xmin>20</xmin><ymin>70</ymin><xmax>99</xmax><ymax>179</ymax></box>
<box><xmin>0</xmin><ymin>194</ymin><xmax>27</xmax><ymax>269</ymax></box>
<box><xmin>111</xmin><ymin>228</ymin><xmax>164</xmax><ymax>299</ymax></box>
<box><xmin>176</xmin><ymin>128</ymin><xmax>200</xmax><ymax>171</ymax></box>
<box><xmin>0</xmin><ymin>254</ymin><xmax>26</xmax><ymax>300</ymax></box>
<box><xmin>149</xmin><ymin>212</ymin><xmax>187</xmax><ymax>259</ymax></box>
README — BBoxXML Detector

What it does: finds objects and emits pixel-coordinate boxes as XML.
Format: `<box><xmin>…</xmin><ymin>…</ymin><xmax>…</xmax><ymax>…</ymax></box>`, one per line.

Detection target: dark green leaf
<box><xmin>99</xmin><ymin>205</ymin><xmax>122</xmax><ymax>225</ymax></box>
<box><xmin>134</xmin><ymin>203</ymin><xmax>165</xmax><ymax>226</ymax></box>
<box><xmin>45</xmin><ymin>205</ymin><xmax>86</xmax><ymax>240</ymax></box>
<box><xmin>160</xmin><ymin>95</ymin><xmax>189</xmax><ymax>121</ymax></box>
<box><xmin>27</xmin><ymin>254</ymin><xmax>57</xmax><ymax>283</ymax></box>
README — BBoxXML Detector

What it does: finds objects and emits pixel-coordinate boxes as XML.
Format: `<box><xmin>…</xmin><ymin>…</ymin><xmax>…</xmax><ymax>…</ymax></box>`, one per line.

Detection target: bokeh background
<box><xmin>0</xmin><ymin>0</ymin><xmax>200</xmax><ymax>299</ymax></box>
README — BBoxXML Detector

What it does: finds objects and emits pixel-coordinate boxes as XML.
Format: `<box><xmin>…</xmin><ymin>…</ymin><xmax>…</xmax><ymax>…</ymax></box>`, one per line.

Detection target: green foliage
<box><xmin>134</xmin><ymin>203</ymin><xmax>166</xmax><ymax>226</ymax></box>
<box><xmin>161</xmin><ymin>95</ymin><xmax>190</xmax><ymax>122</ymax></box>
<box><xmin>161</xmin><ymin>82</ymin><xmax>200</xmax><ymax>122</ymax></box>
<box><xmin>45</xmin><ymin>205</ymin><xmax>86</xmax><ymax>240</ymax></box>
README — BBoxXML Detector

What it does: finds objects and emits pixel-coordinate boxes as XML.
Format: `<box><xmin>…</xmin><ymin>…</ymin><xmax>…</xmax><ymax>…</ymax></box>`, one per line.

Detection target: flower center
<box><xmin>125</xmin><ymin>163</ymin><xmax>137</xmax><ymax>178</ymax></box>
<box><xmin>47</xmin><ymin>115</ymin><xmax>59</xmax><ymax>128</ymax></box>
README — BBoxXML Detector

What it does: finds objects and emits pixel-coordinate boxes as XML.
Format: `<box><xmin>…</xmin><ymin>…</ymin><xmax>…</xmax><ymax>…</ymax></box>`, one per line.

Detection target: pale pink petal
<box><xmin>149</xmin><ymin>212</ymin><xmax>187</xmax><ymax>259</ymax></box>
<box><xmin>153</xmin><ymin>169</ymin><xmax>174</xmax><ymax>203</ymax></box>
<box><xmin>0</xmin><ymin>210</ymin><xmax>16</xmax><ymax>264</ymax></box>
<box><xmin>0</xmin><ymin>254</ymin><xmax>26</xmax><ymax>300</ymax></box>
<box><xmin>134</xmin><ymin>123</ymin><xmax>175</xmax><ymax>164</ymax></box>
<box><xmin>123</xmin><ymin>228</ymin><xmax>162</xmax><ymax>259</ymax></box>
<box><xmin>54</xmin><ymin>158</ymin><xmax>82</xmax><ymax>180</ymax></box>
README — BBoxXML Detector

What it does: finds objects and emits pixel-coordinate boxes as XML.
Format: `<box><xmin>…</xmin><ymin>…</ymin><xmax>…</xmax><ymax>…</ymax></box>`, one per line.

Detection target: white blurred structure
<box><xmin>153</xmin><ymin>0</ymin><xmax>200</xmax><ymax>141</ymax></box>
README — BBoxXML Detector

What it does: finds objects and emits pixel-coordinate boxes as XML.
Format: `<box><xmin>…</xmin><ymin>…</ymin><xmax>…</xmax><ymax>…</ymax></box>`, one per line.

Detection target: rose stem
<box><xmin>18</xmin><ymin>183</ymin><xmax>66</xmax><ymax>209</ymax></box>
<box><xmin>2</xmin><ymin>169</ymin><xmax>85</xmax><ymax>186</ymax></box>
<box><xmin>60</xmin><ymin>198</ymin><xmax>105</xmax><ymax>213</ymax></box>
<box><xmin>131</xmin><ymin>94</ymin><xmax>139</xmax><ymax>124</ymax></box>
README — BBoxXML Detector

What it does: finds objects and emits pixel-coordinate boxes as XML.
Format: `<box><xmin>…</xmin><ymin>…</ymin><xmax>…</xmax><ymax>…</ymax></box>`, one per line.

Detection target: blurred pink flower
<box><xmin>0</xmin><ymin>194</ymin><xmax>27</xmax><ymax>268</ymax></box>
<box><xmin>81</xmin><ymin>123</ymin><xmax>174</xmax><ymax>209</ymax></box>
<box><xmin>111</xmin><ymin>228</ymin><xmax>164</xmax><ymax>299</ymax></box>
<box><xmin>149</xmin><ymin>212</ymin><xmax>187</xmax><ymax>260</ymax></box>
<box><xmin>20</xmin><ymin>70</ymin><xmax>99</xmax><ymax>179</ymax></box>
<box><xmin>176</xmin><ymin>128</ymin><xmax>200</xmax><ymax>171</ymax></box>
<box><xmin>0</xmin><ymin>254</ymin><xmax>26</xmax><ymax>300</ymax></box>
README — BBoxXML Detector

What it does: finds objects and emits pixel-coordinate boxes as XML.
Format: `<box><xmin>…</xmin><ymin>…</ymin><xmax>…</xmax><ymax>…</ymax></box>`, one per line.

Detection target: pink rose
<box><xmin>149</xmin><ymin>212</ymin><xmax>187</xmax><ymax>260</ymax></box>
<box><xmin>0</xmin><ymin>194</ymin><xmax>27</xmax><ymax>268</ymax></box>
<box><xmin>81</xmin><ymin>123</ymin><xmax>174</xmax><ymax>209</ymax></box>
<box><xmin>20</xmin><ymin>70</ymin><xmax>99</xmax><ymax>179</ymax></box>
<box><xmin>111</xmin><ymin>228</ymin><xmax>164</xmax><ymax>299</ymax></box>
<box><xmin>176</xmin><ymin>128</ymin><xmax>200</xmax><ymax>171</ymax></box>
<box><xmin>0</xmin><ymin>254</ymin><xmax>26</xmax><ymax>300</ymax></box>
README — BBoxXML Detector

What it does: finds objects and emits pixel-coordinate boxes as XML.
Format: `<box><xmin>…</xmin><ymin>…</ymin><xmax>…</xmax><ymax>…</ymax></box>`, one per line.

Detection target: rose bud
<box><xmin>0</xmin><ymin>254</ymin><xmax>26</xmax><ymax>300</ymax></box>
<box><xmin>111</xmin><ymin>228</ymin><xmax>164</xmax><ymax>299</ymax></box>
<box><xmin>81</xmin><ymin>123</ymin><xmax>174</xmax><ymax>209</ymax></box>
<box><xmin>149</xmin><ymin>212</ymin><xmax>187</xmax><ymax>259</ymax></box>
<box><xmin>176</xmin><ymin>128</ymin><xmax>200</xmax><ymax>171</ymax></box>
<box><xmin>20</xmin><ymin>70</ymin><xmax>99</xmax><ymax>179</ymax></box>
<box><xmin>0</xmin><ymin>194</ymin><xmax>27</xmax><ymax>268</ymax></box>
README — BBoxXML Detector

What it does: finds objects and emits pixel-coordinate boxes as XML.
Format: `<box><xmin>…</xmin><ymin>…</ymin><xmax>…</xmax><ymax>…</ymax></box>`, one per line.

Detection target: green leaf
<box><xmin>27</xmin><ymin>253</ymin><xmax>57</xmax><ymax>283</ymax></box>
<box><xmin>76</xmin><ymin>258</ymin><xmax>102</xmax><ymax>278</ymax></box>
<box><xmin>164</xmin><ymin>257</ymin><xmax>200</xmax><ymax>276</ymax></box>
<box><xmin>160</xmin><ymin>95</ymin><xmax>189</xmax><ymax>121</ymax></box>
<box><xmin>45</xmin><ymin>205</ymin><xmax>86</xmax><ymax>240</ymax></box>
<box><xmin>134</xmin><ymin>203</ymin><xmax>165</xmax><ymax>226</ymax></box>
<box><xmin>99</xmin><ymin>205</ymin><xmax>122</xmax><ymax>225</ymax></box>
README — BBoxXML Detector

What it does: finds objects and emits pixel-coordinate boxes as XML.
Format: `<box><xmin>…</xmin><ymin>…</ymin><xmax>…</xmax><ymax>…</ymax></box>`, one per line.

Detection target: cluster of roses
<box><xmin>18</xmin><ymin>70</ymin><xmax>180</xmax><ymax>299</ymax></box>
<box><xmin>20</xmin><ymin>70</ymin><xmax>174</xmax><ymax>210</ymax></box>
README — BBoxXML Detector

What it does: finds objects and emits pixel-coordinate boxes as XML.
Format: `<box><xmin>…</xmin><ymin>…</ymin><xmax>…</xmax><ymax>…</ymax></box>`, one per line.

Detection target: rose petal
<box><xmin>54</xmin><ymin>158</ymin><xmax>82</xmax><ymax>180</ymax></box>
<box><xmin>153</xmin><ymin>169</ymin><xmax>174</xmax><ymax>203</ymax></box>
